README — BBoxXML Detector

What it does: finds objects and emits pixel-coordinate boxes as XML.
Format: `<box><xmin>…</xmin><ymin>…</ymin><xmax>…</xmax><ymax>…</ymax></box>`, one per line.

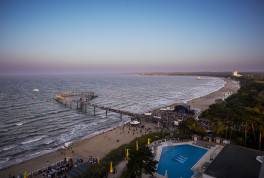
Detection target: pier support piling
<box><xmin>55</xmin><ymin>91</ymin><xmax>142</xmax><ymax>120</ymax></box>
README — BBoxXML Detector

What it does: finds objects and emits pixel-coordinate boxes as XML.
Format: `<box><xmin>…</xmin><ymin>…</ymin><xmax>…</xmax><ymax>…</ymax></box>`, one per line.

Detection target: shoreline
<box><xmin>148</xmin><ymin>77</ymin><xmax>240</xmax><ymax>118</ymax></box>
<box><xmin>0</xmin><ymin>120</ymin><xmax>130</xmax><ymax>170</ymax></box>
<box><xmin>0</xmin><ymin>120</ymin><xmax>158</xmax><ymax>177</ymax></box>
<box><xmin>0</xmin><ymin>77</ymin><xmax>240</xmax><ymax>177</ymax></box>
<box><xmin>187</xmin><ymin>77</ymin><xmax>240</xmax><ymax>116</ymax></box>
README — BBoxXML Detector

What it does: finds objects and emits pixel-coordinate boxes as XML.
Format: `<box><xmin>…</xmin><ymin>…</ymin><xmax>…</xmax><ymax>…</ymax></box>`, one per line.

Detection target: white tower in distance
<box><xmin>233</xmin><ymin>71</ymin><xmax>242</xmax><ymax>77</ymax></box>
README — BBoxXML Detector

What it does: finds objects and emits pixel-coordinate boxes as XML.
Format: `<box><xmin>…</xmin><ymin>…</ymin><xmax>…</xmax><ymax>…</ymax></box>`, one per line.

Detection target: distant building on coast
<box><xmin>233</xmin><ymin>71</ymin><xmax>242</xmax><ymax>77</ymax></box>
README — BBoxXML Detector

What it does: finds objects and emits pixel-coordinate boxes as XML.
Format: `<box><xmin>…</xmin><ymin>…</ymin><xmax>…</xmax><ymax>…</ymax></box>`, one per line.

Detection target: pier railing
<box><xmin>54</xmin><ymin>91</ymin><xmax>142</xmax><ymax>118</ymax></box>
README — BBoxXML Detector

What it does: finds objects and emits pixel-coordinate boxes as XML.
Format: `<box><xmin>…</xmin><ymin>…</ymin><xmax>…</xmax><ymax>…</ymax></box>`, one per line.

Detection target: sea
<box><xmin>0</xmin><ymin>74</ymin><xmax>225</xmax><ymax>169</ymax></box>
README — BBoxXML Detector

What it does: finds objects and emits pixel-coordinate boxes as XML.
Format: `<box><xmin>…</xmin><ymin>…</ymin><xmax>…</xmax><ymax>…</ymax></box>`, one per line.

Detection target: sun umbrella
<box><xmin>110</xmin><ymin>162</ymin><xmax>113</xmax><ymax>173</ymax></box>
<box><xmin>148</xmin><ymin>138</ymin><xmax>151</xmax><ymax>145</ymax></box>
<box><xmin>24</xmin><ymin>171</ymin><xmax>27</xmax><ymax>178</ymax></box>
<box><xmin>126</xmin><ymin>149</ymin><xmax>130</xmax><ymax>159</ymax></box>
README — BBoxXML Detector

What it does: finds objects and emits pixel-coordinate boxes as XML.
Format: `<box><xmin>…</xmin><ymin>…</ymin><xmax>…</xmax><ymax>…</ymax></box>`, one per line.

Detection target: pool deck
<box><xmin>151</xmin><ymin>141</ymin><xmax>224</xmax><ymax>178</ymax></box>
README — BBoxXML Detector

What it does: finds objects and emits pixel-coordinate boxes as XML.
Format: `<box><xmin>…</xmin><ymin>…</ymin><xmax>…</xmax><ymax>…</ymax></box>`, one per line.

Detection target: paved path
<box><xmin>108</xmin><ymin>160</ymin><xmax>128</xmax><ymax>178</ymax></box>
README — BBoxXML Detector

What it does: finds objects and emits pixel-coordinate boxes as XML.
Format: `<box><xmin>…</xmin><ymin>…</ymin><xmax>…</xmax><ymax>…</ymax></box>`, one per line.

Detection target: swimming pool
<box><xmin>156</xmin><ymin>144</ymin><xmax>208</xmax><ymax>178</ymax></box>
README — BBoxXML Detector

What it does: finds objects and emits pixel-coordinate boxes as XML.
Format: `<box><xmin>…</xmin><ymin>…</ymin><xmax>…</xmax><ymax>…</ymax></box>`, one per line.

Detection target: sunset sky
<box><xmin>0</xmin><ymin>0</ymin><xmax>264</xmax><ymax>73</ymax></box>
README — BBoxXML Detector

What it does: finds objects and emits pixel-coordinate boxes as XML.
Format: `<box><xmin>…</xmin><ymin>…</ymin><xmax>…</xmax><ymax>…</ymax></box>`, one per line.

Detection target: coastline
<box><xmin>187</xmin><ymin>78</ymin><xmax>240</xmax><ymax>116</ymax></box>
<box><xmin>148</xmin><ymin>78</ymin><xmax>240</xmax><ymax>118</ymax></box>
<box><xmin>0</xmin><ymin>121</ymin><xmax>157</xmax><ymax>177</ymax></box>
<box><xmin>0</xmin><ymin>77</ymin><xmax>240</xmax><ymax>177</ymax></box>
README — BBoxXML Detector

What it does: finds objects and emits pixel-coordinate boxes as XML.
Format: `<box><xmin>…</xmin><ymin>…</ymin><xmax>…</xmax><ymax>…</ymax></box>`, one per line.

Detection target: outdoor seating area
<box><xmin>171</xmin><ymin>139</ymin><xmax>191</xmax><ymax>143</ymax></box>
<box><xmin>151</xmin><ymin>141</ymin><xmax>161</xmax><ymax>157</ymax></box>
<box><xmin>202</xmin><ymin>162</ymin><xmax>210</xmax><ymax>170</ymax></box>
<box><xmin>193</xmin><ymin>141</ymin><xmax>215</xmax><ymax>149</ymax></box>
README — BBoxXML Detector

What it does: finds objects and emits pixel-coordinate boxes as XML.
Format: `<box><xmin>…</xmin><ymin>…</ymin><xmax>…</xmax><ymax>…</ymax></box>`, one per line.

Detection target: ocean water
<box><xmin>0</xmin><ymin>74</ymin><xmax>225</xmax><ymax>169</ymax></box>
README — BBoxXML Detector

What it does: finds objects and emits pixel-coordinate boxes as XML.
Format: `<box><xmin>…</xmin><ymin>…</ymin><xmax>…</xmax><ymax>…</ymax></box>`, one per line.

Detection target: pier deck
<box><xmin>55</xmin><ymin>91</ymin><xmax>142</xmax><ymax>117</ymax></box>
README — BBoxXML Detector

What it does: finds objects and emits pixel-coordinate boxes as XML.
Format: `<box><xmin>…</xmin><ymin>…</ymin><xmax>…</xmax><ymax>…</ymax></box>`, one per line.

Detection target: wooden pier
<box><xmin>54</xmin><ymin>91</ymin><xmax>142</xmax><ymax>118</ymax></box>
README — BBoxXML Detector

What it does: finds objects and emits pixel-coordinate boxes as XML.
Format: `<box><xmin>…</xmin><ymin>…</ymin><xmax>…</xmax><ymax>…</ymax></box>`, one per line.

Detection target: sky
<box><xmin>0</xmin><ymin>0</ymin><xmax>264</xmax><ymax>73</ymax></box>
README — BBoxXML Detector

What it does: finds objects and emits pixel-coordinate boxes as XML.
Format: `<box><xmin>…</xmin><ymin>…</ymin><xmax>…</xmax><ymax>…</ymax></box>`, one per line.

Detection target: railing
<box><xmin>54</xmin><ymin>91</ymin><xmax>142</xmax><ymax>117</ymax></box>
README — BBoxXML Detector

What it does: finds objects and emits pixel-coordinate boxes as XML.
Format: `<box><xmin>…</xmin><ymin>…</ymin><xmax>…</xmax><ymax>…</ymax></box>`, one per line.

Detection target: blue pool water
<box><xmin>157</xmin><ymin>144</ymin><xmax>208</xmax><ymax>178</ymax></box>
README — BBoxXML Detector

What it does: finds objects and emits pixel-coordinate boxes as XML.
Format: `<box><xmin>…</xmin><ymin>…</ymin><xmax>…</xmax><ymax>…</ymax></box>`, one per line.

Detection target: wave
<box><xmin>0</xmin><ymin>157</ymin><xmax>10</xmax><ymax>165</ymax></box>
<box><xmin>43</xmin><ymin>138</ymin><xmax>54</xmax><ymax>145</ymax></box>
<box><xmin>0</xmin><ymin>149</ymin><xmax>57</xmax><ymax>170</ymax></box>
<box><xmin>16</xmin><ymin>122</ymin><xmax>23</xmax><ymax>126</ymax></box>
<box><xmin>1</xmin><ymin>145</ymin><xmax>17</xmax><ymax>151</ymax></box>
<box><xmin>21</xmin><ymin>135</ymin><xmax>47</xmax><ymax>145</ymax></box>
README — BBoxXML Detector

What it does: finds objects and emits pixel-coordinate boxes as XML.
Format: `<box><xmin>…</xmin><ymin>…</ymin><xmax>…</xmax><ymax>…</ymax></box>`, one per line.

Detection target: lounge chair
<box><xmin>51</xmin><ymin>163</ymin><xmax>56</xmax><ymax>168</ymax></box>
<box><xmin>33</xmin><ymin>171</ymin><xmax>37</xmax><ymax>176</ymax></box>
<box><xmin>202</xmin><ymin>162</ymin><xmax>210</xmax><ymax>169</ymax></box>
<box><xmin>27</xmin><ymin>173</ymin><xmax>32</xmax><ymax>178</ymax></box>
<box><xmin>42</xmin><ymin>167</ymin><xmax>47</xmax><ymax>172</ymax></box>
<box><xmin>56</xmin><ymin>161</ymin><xmax>60</xmax><ymax>166</ymax></box>
<box><xmin>37</xmin><ymin>169</ymin><xmax>42</xmax><ymax>174</ymax></box>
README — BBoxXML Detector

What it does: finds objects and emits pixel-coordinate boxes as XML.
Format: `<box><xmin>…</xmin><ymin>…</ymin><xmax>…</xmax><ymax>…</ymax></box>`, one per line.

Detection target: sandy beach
<box><xmin>187</xmin><ymin>78</ymin><xmax>240</xmax><ymax>116</ymax></box>
<box><xmin>0</xmin><ymin>77</ymin><xmax>240</xmax><ymax>178</ymax></box>
<box><xmin>149</xmin><ymin>78</ymin><xmax>240</xmax><ymax>117</ymax></box>
<box><xmin>0</xmin><ymin>121</ymin><xmax>157</xmax><ymax>177</ymax></box>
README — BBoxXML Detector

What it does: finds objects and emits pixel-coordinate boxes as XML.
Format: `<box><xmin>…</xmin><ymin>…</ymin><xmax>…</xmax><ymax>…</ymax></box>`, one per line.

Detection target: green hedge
<box><xmin>78</xmin><ymin>131</ymin><xmax>169</xmax><ymax>178</ymax></box>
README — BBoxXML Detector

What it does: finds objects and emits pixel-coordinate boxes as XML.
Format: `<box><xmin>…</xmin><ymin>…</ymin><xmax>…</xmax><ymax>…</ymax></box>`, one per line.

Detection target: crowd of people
<box><xmin>147</xmin><ymin>109</ymin><xmax>193</xmax><ymax>129</ymax></box>
<box><xmin>11</xmin><ymin>158</ymin><xmax>84</xmax><ymax>178</ymax></box>
<box><xmin>198</xmin><ymin>118</ymin><xmax>212</xmax><ymax>131</ymax></box>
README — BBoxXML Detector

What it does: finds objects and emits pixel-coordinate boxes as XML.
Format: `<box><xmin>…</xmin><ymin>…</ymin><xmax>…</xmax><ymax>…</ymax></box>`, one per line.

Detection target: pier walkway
<box><xmin>54</xmin><ymin>91</ymin><xmax>143</xmax><ymax>118</ymax></box>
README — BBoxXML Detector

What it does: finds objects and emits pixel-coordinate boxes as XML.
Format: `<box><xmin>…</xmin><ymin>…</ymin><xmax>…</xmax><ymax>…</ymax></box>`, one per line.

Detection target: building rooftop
<box><xmin>203</xmin><ymin>144</ymin><xmax>264</xmax><ymax>178</ymax></box>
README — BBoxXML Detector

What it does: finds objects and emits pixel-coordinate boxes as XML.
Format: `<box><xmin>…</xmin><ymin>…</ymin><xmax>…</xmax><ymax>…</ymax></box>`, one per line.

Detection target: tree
<box><xmin>127</xmin><ymin>144</ymin><xmax>158</xmax><ymax>178</ymax></box>
<box><xmin>178</xmin><ymin>117</ymin><xmax>206</xmax><ymax>135</ymax></box>
<box><xmin>246</xmin><ymin>106</ymin><xmax>264</xmax><ymax>150</ymax></box>
<box><xmin>200</xmin><ymin>74</ymin><xmax>264</xmax><ymax>150</ymax></box>
<box><xmin>186</xmin><ymin>117</ymin><xmax>198</xmax><ymax>130</ymax></box>
<box><xmin>211</xmin><ymin>121</ymin><xmax>225</xmax><ymax>135</ymax></box>
<box><xmin>80</xmin><ymin>164</ymin><xmax>106</xmax><ymax>178</ymax></box>
<box><xmin>178</xmin><ymin>120</ymin><xmax>190</xmax><ymax>135</ymax></box>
